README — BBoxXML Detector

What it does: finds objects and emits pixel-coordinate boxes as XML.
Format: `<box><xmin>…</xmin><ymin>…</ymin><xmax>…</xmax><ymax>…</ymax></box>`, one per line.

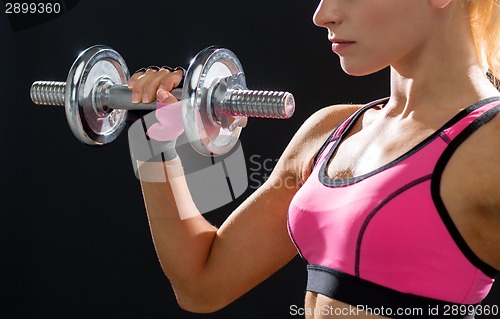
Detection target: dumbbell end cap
<box><xmin>284</xmin><ymin>93</ymin><xmax>296</xmax><ymax>119</ymax></box>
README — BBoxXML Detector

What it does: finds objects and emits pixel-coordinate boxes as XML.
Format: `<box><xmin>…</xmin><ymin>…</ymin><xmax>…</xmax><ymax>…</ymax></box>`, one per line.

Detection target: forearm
<box><xmin>137</xmin><ymin>153</ymin><xmax>303</xmax><ymax>312</ymax></box>
<box><xmin>138</xmin><ymin>157</ymin><xmax>218</xmax><ymax>305</ymax></box>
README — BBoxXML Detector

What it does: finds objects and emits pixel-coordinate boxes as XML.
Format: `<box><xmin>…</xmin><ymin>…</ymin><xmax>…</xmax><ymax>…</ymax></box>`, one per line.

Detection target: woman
<box><xmin>128</xmin><ymin>0</ymin><xmax>500</xmax><ymax>318</ymax></box>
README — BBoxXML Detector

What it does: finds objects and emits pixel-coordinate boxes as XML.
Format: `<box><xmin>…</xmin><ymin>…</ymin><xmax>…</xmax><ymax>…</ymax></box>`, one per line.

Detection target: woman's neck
<box><xmin>385</xmin><ymin>4</ymin><xmax>499</xmax><ymax>118</ymax></box>
<box><xmin>387</xmin><ymin>64</ymin><xmax>496</xmax><ymax>117</ymax></box>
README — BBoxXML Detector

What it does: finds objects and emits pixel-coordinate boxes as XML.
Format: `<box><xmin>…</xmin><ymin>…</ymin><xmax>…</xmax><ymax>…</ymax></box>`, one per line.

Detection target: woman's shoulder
<box><xmin>456</xmin><ymin>106</ymin><xmax>500</xmax><ymax>205</ymax></box>
<box><xmin>276</xmin><ymin>103</ymin><xmax>362</xmax><ymax>183</ymax></box>
<box><xmin>303</xmin><ymin>103</ymin><xmax>363</xmax><ymax>137</ymax></box>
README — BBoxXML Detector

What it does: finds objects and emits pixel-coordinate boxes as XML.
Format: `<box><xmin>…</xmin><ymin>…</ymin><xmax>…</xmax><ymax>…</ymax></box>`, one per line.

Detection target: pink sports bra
<box><xmin>288</xmin><ymin>97</ymin><xmax>500</xmax><ymax>318</ymax></box>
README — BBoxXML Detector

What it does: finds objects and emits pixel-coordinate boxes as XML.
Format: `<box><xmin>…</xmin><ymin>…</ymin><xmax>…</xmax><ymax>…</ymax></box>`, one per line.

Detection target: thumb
<box><xmin>157</xmin><ymin>88</ymin><xmax>178</xmax><ymax>103</ymax></box>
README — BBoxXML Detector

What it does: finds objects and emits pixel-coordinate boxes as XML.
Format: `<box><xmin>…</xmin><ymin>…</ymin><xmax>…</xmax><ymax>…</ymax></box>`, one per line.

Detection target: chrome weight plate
<box><xmin>183</xmin><ymin>47</ymin><xmax>245</xmax><ymax>156</ymax></box>
<box><xmin>65</xmin><ymin>45</ymin><xmax>129</xmax><ymax>146</ymax></box>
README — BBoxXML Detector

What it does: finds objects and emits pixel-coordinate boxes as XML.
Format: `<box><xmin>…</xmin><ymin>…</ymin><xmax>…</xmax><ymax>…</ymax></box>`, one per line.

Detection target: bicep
<box><xmin>203</xmin><ymin>169</ymin><xmax>300</xmax><ymax>307</ymax></box>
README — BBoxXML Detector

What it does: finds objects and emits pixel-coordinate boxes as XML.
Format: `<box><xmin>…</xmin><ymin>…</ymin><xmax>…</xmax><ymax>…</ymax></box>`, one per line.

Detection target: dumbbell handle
<box><xmin>31</xmin><ymin>80</ymin><xmax>295</xmax><ymax>119</ymax></box>
<box><xmin>104</xmin><ymin>84</ymin><xmax>183</xmax><ymax>111</ymax></box>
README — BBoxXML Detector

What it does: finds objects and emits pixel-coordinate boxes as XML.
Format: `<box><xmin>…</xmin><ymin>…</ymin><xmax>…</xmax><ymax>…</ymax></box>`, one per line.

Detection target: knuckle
<box><xmin>135</xmin><ymin>73</ymin><xmax>152</xmax><ymax>88</ymax></box>
<box><xmin>132</xmin><ymin>80</ymin><xmax>144</xmax><ymax>92</ymax></box>
<box><xmin>159</xmin><ymin>78</ymin><xmax>175</xmax><ymax>91</ymax></box>
<box><xmin>143</xmin><ymin>81</ymin><xmax>159</xmax><ymax>94</ymax></box>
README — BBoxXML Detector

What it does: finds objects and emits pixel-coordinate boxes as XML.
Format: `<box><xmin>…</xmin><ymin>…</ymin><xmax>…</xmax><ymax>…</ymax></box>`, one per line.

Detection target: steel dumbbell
<box><xmin>30</xmin><ymin>45</ymin><xmax>295</xmax><ymax>156</ymax></box>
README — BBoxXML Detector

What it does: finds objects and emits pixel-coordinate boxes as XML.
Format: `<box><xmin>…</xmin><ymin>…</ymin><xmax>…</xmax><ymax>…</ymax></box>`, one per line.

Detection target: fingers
<box><xmin>128</xmin><ymin>68</ymin><xmax>145</xmax><ymax>90</ymax></box>
<box><xmin>135</xmin><ymin>68</ymin><xmax>165</xmax><ymax>104</ymax></box>
<box><xmin>128</xmin><ymin>67</ymin><xmax>184</xmax><ymax>104</ymax></box>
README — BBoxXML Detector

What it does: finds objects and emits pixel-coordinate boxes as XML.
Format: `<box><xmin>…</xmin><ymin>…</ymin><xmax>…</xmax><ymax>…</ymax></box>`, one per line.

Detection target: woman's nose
<box><xmin>313</xmin><ymin>0</ymin><xmax>343</xmax><ymax>28</ymax></box>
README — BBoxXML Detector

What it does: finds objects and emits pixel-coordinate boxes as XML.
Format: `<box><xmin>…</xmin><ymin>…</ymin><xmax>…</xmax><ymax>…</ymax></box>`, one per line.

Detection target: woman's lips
<box><xmin>330</xmin><ymin>39</ymin><xmax>356</xmax><ymax>53</ymax></box>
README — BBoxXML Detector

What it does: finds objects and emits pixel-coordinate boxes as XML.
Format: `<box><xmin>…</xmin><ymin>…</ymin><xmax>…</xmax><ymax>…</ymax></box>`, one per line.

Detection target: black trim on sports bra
<box><xmin>307</xmin><ymin>264</ymin><xmax>477</xmax><ymax>318</ymax></box>
<box><xmin>431</xmin><ymin>102</ymin><xmax>500</xmax><ymax>279</ymax></box>
<box><xmin>311</xmin><ymin>98</ymin><xmax>391</xmax><ymax>169</ymax></box>
<box><xmin>311</xmin><ymin>130</ymin><xmax>338</xmax><ymax>170</ymax></box>
<box><xmin>319</xmin><ymin>97</ymin><xmax>500</xmax><ymax>188</ymax></box>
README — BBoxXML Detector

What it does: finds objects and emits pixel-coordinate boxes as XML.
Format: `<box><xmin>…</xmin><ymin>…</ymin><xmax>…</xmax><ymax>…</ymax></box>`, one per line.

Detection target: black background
<box><xmin>1</xmin><ymin>1</ymin><xmax>498</xmax><ymax>318</ymax></box>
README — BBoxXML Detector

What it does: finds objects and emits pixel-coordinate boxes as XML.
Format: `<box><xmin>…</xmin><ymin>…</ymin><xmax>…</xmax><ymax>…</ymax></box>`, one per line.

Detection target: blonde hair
<box><xmin>467</xmin><ymin>0</ymin><xmax>500</xmax><ymax>88</ymax></box>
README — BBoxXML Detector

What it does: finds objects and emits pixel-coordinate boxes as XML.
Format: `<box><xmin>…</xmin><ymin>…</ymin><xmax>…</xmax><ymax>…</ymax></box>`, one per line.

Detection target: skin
<box><xmin>129</xmin><ymin>0</ymin><xmax>500</xmax><ymax>317</ymax></box>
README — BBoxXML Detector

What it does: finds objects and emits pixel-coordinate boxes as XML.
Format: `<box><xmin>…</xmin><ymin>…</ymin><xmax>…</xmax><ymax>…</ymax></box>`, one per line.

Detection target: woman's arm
<box><xmin>140</xmin><ymin>154</ymin><xmax>298</xmax><ymax>313</ymax></box>
<box><xmin>137</xmin><ymin>103</ymin><xmax>360</xmax><ymax>313</ymax></box>
<box><xmin>130</xmin><ymin>64</ymin><xmax>361</xmax><ymax>312</ymax></box>
<box><xmin>442</xmin><ymin>112</ymin><xmax>500</xmax><ymax>270</ymax></box>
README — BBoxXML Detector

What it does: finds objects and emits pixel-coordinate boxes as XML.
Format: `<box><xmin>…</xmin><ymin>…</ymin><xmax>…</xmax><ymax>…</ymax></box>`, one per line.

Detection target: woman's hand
<box><xmin>127</xmin><ymin>66</ymin><xmax>186</xmax><ymax>173</ymax></box>
<box><xmin>128</xmin><ymin>66</ymin><xmax>184</xmax><ymax>104</ymax></box>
